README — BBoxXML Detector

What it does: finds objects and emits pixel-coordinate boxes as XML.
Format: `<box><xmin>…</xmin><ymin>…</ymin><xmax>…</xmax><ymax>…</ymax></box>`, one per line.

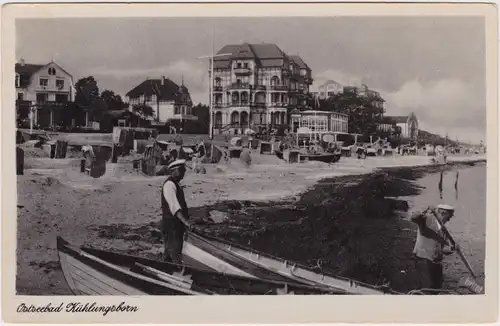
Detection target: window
<box><xmin>56</xmin><ymin>79</ymin><xmax>64</xmax><ymax>89</ymax></box>
<box><xmin>174</xmin><ymin>107</ymin><xmax>180</xmax><ymax>115</ymax></box>
<box><xmin>243</xmin><ymin>62</ymin><xmax>248</xmax><ymax>68</ymax></box>
<box><xmin>36</xmin><ymin>93</ymin><xmax>48</xmax><ymax>103</ymax></box>
<box><xmin>39</xmin><ymin>78</ymin><xmax>48</xmax><ymax>87</ymax></box>
<box><xmin>17</xmin><ymin>93</ymin><xmax>23</xmax><ymax>100</ymax></box>
<box><xmin>241</xmin><ymin>92</ymin><xmax>248</xmax><ymax>104</ymax></box>
<box><xmin>145</xmin><ymin>95</ymin><xmax>152</xmax><ymax>102</ymax></box>
<box><xmin>55</xmin><ymin>94</ymin><xmax>68</xmax><ymax>103</ymax></box>
<box><xmin>215</xmin><ymin>78</ymin><xmax>221</xmax><ymax>87</ymax></box>
<box><xmin>271</xmin><ymin>76</ymin><xmax>280</xmax><ymax>86</ymax></box>
<box><xmin>232</xmin><ymin>92</ymin><xmax>239</xmax><ymax>104</ymax></box>
<box><xmin>237</xmin><ymin>63</ymin><xmax>242</xmax><ymax>68</ymax></box>
<box><xmin>300</xmin><ymin>69</ymin><xmax>307</xmax><ymax>76</ymax></box>
<box><xmin>15</xmin><ymin>74</ymin><xmax>20</xmax><ymax>87</ymax></box>
<box><xmin>236</xmin><ymin>79</ymin><xmax>241</xmax><ymax>84</ymax></box>
<box><xmin>215</xmin><ymin>94</ymin><xmax>222</xmax><ymax>104</ymax></box>
<box><xmin>48</xmin><ymin>68</ymin><xmax>56</xmax><ymax>75</ymax></box>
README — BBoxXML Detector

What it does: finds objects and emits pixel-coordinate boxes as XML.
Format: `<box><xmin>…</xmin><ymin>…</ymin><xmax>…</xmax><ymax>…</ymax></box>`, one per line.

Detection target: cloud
<box><xmin>88</xmin><ymin>59</ymin><xmax>209</xmax><ymax>92</ymax></box>
<box><xmin>312</xmin><ymin>69</ymin><xmax>486</xmax><ymax>143</ymax></box>
<box><xmin>383</xmin><ymin>79</ymin><xmax>486</xmax><ymax>143</ymax></box>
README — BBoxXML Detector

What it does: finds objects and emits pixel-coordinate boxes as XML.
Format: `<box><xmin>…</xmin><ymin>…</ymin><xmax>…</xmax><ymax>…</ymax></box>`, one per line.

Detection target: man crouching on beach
<box><xmin>161</xmin><ymin>159</ymin><xmax>194</xmax><ymax>264</ymax></box>
<box><xmin>410</xmin><ymin>204</ymin><xmax>456</xmax><ymax>290</ymax></box>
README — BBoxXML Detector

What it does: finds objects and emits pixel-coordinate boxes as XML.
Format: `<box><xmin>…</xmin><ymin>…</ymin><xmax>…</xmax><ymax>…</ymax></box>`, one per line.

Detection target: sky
<box><xmin>16</xmin><ymin>17</ymin><xmax>486</xmax><ymax>143</ymax></box>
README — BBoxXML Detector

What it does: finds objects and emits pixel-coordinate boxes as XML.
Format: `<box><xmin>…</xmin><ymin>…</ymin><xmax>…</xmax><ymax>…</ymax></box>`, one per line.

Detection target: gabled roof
<box><xmin>16</xmin><ymin>61</ymin><xmax>74</xmax><ymax>88</ymax></box>
<box><xmin>233</xmin><ymin>43</ymin><xmax>256</xmax><ymax>59</ymax></box>
<box><xmin>15</xmin><ymin>63</ymin><xmax>45</xmax><ymax>76</ymax></box>
<box><xmin>250</xmin><ymin>43</ymin><xmax>286</xmax><ymax>59</ymax></box>
<box><xmin>16</xmin><ymin>61</ymin><xmax>73</xmax><ymax>78</ymax></box>
<box><xmin>289</xmin><ymin>55</ymin><xmax>310</xmax><ymax>70</ymax></box>
<box><xmin>320</xmin><ymin>80</ymin><xmax>344</xmax><ymax>88</ymax></box>
<box><xmin>126</xmin><ymin>78</ymin><xmax>192</xmax><ymax>105</ymax></box>
<box><xmin>214</xmin><ymin>43</ymin><xmax>289</xmax><ymax>69</ymax></box>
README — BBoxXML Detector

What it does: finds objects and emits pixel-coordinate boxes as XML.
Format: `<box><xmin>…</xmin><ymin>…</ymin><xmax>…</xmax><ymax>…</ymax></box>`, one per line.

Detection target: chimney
<box><xmin>161</xmin><ymin>76</ymin><xmax>165</xmax><ymax>86</ymax></box>
<box><xmin>19</xmin><ymin>58</ymin><xmax>25</xmax><ymax>66</ymax></box>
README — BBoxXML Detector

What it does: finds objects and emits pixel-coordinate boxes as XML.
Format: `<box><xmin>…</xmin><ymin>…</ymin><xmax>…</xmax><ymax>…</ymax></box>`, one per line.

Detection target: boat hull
<box><xmin>183</xmin><ymin>232</ymin><xmax>393</xmax><ymax>295</ymax></box>
<box><xmin>57</xmin><ymin>237</ymin><xmax>196</xmax><ymax>295</ymax></box>
<box><xmin>58</xmin><ymin>237</ymin><xmax>335</xmax><ymax>296</ymax></box>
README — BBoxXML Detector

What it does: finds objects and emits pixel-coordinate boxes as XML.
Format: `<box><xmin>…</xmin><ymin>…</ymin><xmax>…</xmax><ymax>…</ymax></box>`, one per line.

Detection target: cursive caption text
<box><xmin>17</xmin><ymin>302</ymin><xmax>139</xmax><ymax>316</ymax></box>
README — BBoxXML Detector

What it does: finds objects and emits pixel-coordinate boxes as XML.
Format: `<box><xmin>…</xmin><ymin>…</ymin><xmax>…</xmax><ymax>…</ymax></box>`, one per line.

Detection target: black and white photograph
<box><xmin>2</xmin><ymin>2</ymin><xmax>498</xmax><ymax>324</ymax></box>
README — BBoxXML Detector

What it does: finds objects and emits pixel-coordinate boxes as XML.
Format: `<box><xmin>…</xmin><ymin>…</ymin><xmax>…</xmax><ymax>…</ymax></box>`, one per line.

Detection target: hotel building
<box><xmin>210</xmin><ymin>43</ymin><xmax>313</xmax><ymax>135</ymax></box>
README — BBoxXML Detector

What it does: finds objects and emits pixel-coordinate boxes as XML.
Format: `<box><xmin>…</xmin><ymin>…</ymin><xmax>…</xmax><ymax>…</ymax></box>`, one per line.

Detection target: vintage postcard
<box><xmin>2</xmin><ymin>2</ymin><xmax>498</xmax><ymax>324</ymax></box>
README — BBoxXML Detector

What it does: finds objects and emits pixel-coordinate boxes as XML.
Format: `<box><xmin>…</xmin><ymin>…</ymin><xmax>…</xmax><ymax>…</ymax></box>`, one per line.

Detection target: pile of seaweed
<box><xmin>195</xmin><ymin>168</ymin><xmax>428</xmax><ymax>292</ymax></box>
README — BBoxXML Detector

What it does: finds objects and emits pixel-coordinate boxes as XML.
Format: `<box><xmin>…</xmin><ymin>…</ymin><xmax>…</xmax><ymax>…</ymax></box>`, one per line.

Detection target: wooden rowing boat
<box><xmin>182</xmin><ymin>232</ymin><xmax>397</xmax><ymax>295</ymax></box>
<box><xmin>57</xmin><ymin>236</ymin><xmax>340</xmax><ymax>295</ymax></box>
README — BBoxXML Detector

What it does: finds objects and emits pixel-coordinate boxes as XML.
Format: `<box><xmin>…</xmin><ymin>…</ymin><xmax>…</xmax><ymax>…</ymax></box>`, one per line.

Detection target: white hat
<box><xmin>437</xmin><ymin>204</ymin><xmax>455</xmax><ymax>211</ymax></box>
<box><xmin>168</xmin><ymin>159</ymin><xmax>186</xmax><ymax>170</ymax></box>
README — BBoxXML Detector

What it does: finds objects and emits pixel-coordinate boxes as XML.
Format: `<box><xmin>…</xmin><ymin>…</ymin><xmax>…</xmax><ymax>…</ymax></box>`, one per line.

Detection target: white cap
<box><xmin>167</xmin><ymin>159</ymin><xmax>186</xmax><ymax>170</ymax></box>
<box><xmin>437</xmin><ymin>204</ymin><xmax>455</xmax><ymax>211</ymax></box>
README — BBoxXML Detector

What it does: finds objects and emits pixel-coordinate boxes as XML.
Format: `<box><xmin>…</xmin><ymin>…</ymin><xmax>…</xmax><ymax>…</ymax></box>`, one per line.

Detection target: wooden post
<box><xmin>111</xmin><ymin>144</ymin><xmax>119</xmax><ymax>163</ymax></box>
<box><xmin>80</xmin><ymin>159</ymin><xmax>86</xmax><ymax>173</ymax></box>
<box><xmin>16</xmin><ymin>147</ymin><xmax>24</xmax><ymax>175</ymax></box>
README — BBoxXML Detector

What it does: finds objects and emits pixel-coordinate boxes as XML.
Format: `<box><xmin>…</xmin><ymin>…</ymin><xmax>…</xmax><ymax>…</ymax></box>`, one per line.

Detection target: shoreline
<box><xmin>16</xmin><ymin>153</ymin><xmax>486</xmax><ymax>294</ymax></box>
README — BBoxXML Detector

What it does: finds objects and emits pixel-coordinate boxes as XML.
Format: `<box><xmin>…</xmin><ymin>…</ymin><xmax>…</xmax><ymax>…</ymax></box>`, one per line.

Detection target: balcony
<box><xmin>270</xmin><ymin>102</ymin><xmax>288</xmax><ymax>108</ymax></box>
<box><xmin>255</xmin><ymin>85</ymin><xmax>266</xmax><ymax>91</ymax></box>
<box><xmin>213</xmin><ymin>86</ymin><xmax>223</xmax><ymax>92</ymax></box>
<box><xmin>230</xmin><ymin>102</ymin><xmax>251</xmax><ymax>107</ymax></box>
<box><xmin>270</xmin><ymin>85</ymin><xmax>289</xmax><ymax>91</ymax></box>
<box><xmin>35</xmin><ymin>85</ymin><xmax>68</xmax><ymax>92</ymax></box>
<box><xmin>230</xmin><ymin>82</ymin><xmax>251</xmax><ymax>90</ymax></box>
<box><xmin>233</xmin><ymin>67</ymin><xmax>252</xmax><ymax>75</ymax></box>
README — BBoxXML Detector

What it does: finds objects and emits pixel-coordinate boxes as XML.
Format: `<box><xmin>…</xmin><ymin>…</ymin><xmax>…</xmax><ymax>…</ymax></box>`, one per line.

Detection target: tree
<box><xmin>132</xmin><ymin>104</ymin><xmax>154</xmax><ymax>118</ymax></box>
<box><xmin>101</xmin><ymin>90</ymin><xmax>129</xmax><ymax>111</ymax></box>
<box><xmin>191</xmin><ymin>103</ymin><xmax>209</xmax><ymax>134</ymax></box>
<box><xmin>318</xmin><ymin>90</ymin><xmax>385</xmax><ymax>137</ymax></box>
<box><xmin>74</xmin><ymin>76</ymin><xmax>104</xmax><ymax>125</ymax></box>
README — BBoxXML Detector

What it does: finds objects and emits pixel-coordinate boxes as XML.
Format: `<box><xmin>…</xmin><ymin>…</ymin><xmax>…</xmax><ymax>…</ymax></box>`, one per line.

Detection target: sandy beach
<box><xmin>16</xmin><ymin>144</ymin><xmax>486</xmax><ymax>295</ymax></box>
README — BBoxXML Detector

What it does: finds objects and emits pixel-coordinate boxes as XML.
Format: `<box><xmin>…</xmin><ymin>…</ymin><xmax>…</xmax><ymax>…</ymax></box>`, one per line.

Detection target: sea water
<box><xmin>405</xmin><ymin>163</ymin><xmax>487</xmax><ymax>288</ymax></box>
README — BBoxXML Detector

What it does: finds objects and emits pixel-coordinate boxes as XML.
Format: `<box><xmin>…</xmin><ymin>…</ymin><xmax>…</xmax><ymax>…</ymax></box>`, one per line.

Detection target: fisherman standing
<box><xmin>410</xmin><ymin>204</ymin><xmax>456</xmax><ymax>290</ymax></box>
<box><xmin>161</xmin><ymin>159</ymin><xmax>193</xmax><ymax>264</ymax></box>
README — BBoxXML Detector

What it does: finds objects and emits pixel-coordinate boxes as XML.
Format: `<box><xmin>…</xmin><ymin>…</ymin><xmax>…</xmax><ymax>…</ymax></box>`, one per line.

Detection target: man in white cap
<box><xmin>161</xmin><ymin>159</ymin><xmax>193</xmax><ymax>264</ymax></box>
<box><xmin>410</xmin><ymin>204</ymin><xmax>456</xmax><ymax>290</ymax></box>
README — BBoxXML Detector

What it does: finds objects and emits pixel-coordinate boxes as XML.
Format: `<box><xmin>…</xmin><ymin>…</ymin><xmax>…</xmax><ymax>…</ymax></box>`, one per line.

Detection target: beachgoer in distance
<box><xmin>161</xmin><ymin>159</ymin><xmax>194</xmax><ymax>264</ymax></box>
<box><xmin>410</xmin><ymin>204</ymin><xmax>456</xmax><ymax>290</ymax></box>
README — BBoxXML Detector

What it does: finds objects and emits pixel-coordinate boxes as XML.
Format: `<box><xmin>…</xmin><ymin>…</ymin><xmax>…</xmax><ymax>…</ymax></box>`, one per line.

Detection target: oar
<box><xmin>430</xmin><ymin>210</ymin><xmax>476</xmax><ymax>278</ymax></box>
<box><xmin>429</xmin><ymin>210</ymin><xmax>484</xmax><ymax>293</ymax></box>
